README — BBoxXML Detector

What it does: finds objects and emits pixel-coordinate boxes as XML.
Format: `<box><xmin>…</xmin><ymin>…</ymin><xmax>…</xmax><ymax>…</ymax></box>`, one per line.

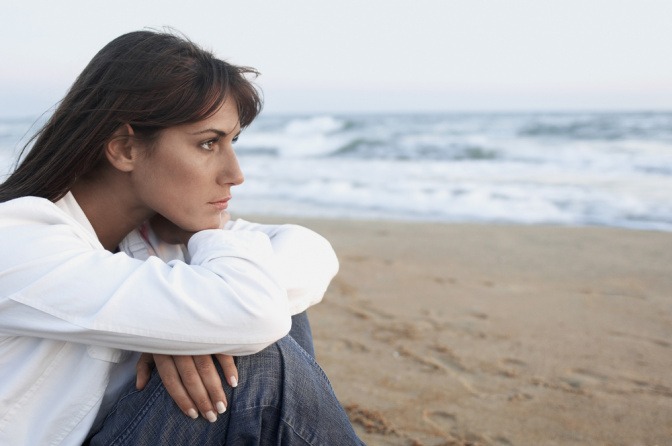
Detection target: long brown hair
<box><xmin>0</xmin><ymin>30</ymin><xmax>262</xmax><ymax>203</ymax></box>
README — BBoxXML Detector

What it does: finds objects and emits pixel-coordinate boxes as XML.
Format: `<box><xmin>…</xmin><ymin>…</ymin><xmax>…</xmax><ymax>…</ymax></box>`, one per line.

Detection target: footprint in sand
<box><xmin>529</xmin><ymin>376</ymin><xmax>587</xmax><ymax>395</ymax></box>
<box><xmin>340</xmin><ymin>299</ymin><xmax>395</xmax><ymax>322</ymax></box>
<box><xmin>561</xmin><ymin>367</ymin><xmax>608</xmax><ymax>391</ymax></box>
<box><xmin>501</xmin><ymin>358</ymin><xmax>526</xmax><ymax>367</ymax></box>
<box><xmin>372</xmin><ymin>321</ymin><xmax>424</xmax><ymax>343</ymax></box>
<box><xmin>332</xmin><ymin>337</ymin><xmax>370</xmax><ymax>353</ymax></box>
<box><xmin>393</xmin><ymin>344</ymin><xmax>470</xmax><ymax>376</ymax></box>
<box><xmin>422</xmin><ymin>410</ymin><xmax>497</xmax><ymax>445</ymax></box>
<box><xmin>507</xmin><ymin>391</ymin><xmax>533</xmax><ymax>402</ymax></box>
<box><xmin>331</xmin><ymin>277</ymin><xmax>358</xmax><ymax>297</ymax></box>
<box><xmin>393</xmin><ymin>346</ymin><xmax>479</xmax><ymax>395</ymax></box>
<box><xmin>561</xmin><ymin>368</ymin><xmax>672</xmax><ymax>399</ymax></box>
<box><xmin>609</xmin><ymin>330</ymin><xmax>672</xmax><ymax>349</ymax></box>
<box><xmin>429</xmin><ymin>344</ymin><xmax>471</xmax><ymax>374</ymax></box>
<box><xmin>429</xmin><ymin>275</ymin><xmax>457</xmax><ymax>285</ymax></box>
<box><xmin>345</xmin><ymin>404</ymin><xmax>396</xmax><ymax>436</ymax></box>
<box><xmin>343</xmin><ymin>254</ymin><xmax>368</xmax><ymax>263</ymax></box>
<box><xmin>423</xmin><ymin>410</ymin><xmax>457</xmax><ymax>436</ymax></box>
<box><xmin>493</xmin><ymin>357</ymin><xmax>528</xmax><ymax>379</ymax></box>
<box><xmin>621</xmin><ymin>377</ymin><xmax>672</xmax><ymax>398</ymax></box>
<box><xmin>335</xmin><ymin>301</ymin><xmax>393</xmax><ymax>322</ymax></box>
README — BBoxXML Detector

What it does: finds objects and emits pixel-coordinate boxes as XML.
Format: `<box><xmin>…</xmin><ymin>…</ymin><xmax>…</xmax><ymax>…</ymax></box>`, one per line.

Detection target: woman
<box><xmin>0</xmin><ymin>30</ymin><xmax>363</xmax><ymax>445</ymax></box>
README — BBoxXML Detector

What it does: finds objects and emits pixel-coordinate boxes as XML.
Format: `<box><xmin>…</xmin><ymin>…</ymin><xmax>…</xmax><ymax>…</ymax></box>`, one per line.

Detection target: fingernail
<box><xmin>205</xmin><ymin>411</ymin><xmax>217</xmax><ymax>423</ymax></box>
<box><xmin>216</xmin><ymin>401</ymin><xmax>226</xmax><ymax>414</ymax></box>
<box><xmin>187</xmin><ymin>408</ymin><xmax>198</xmax><ymax>420</ymax></box>
<box><xmin>230</xmin><ymin>376</ymin><xmax>238</xmax><ymax>388</ymax></box>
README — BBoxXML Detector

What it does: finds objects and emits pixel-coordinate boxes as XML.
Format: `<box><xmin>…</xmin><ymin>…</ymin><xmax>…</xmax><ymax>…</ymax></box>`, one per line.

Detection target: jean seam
<box><xmin>95</xmin><ymin>386</ymin><xmax>141</xmax><ymax>433</ymax></box>
<box><xmin>283</xmin><ymin>336</ymin><xmax>356</xmax><ymax>445</ymax></box>
<box><xmin>279</xmin><ymin>337</ymin><xmax>329</xmax><ymax>446</ymax></box>
<box><xmin>280</xmin><ymin>418</ymin><xmax>313</xmax><ymax>446</ymax></box>
<box><xmin>106</xmin><ymin>378</ymin><xmax>166</xmax><ymax>446</ymax></box>
<box><xmin>286</xmin><ymin>336</ymin><xmax>331</xmax><ymax>385</ymax></box>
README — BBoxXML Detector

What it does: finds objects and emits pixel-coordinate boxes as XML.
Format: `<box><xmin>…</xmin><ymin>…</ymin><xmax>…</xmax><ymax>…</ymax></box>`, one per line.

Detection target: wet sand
<box><xmin>256</xmin><ymin>217</ymin><xmax>672</xmax><ymax>445</ymax></box>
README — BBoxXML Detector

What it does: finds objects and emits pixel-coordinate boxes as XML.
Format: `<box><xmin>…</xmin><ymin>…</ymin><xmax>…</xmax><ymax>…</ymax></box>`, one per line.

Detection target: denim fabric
<box><xmin>86</xmin><ymin>313</ymin><xmax>363</xmax><ymax>445</ymax></box>
<box><xmin>287</xmin><ymin>311</ymin><xmax>315</xmax><ymax>358</ymax></box>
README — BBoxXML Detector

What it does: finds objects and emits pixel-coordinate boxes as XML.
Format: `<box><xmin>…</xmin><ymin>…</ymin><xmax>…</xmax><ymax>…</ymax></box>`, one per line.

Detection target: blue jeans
<box><xmin>85</xmin><ymin>313</ymin><xmax>363</xmax><ymax>445</ymax></box>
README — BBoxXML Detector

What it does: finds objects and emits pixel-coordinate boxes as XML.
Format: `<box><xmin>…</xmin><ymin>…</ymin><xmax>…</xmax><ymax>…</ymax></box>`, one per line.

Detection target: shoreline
<box><xmin>236</xmin><ymin>212</ymin><xmax>672</xmax><ymax>235</ymax></box>
<box><xmin>253</xmin><ymin>217</ymin><xmax>672</xmax><ymax>445</ymax></box>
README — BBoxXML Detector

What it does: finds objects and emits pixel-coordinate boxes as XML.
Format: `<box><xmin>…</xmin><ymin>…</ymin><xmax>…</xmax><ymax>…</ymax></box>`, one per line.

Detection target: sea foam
<box><xmin>2</xmin><ymin>112</ymin><xmax>671</xmax><ymax>231</ymax></box>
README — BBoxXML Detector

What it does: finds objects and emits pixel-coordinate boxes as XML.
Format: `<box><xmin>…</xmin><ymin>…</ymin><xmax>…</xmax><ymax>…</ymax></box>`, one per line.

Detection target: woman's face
<box><xmin>131</xmin><ymin>99</ymin><xmax>244</xmax><ymax>232</ymax></box>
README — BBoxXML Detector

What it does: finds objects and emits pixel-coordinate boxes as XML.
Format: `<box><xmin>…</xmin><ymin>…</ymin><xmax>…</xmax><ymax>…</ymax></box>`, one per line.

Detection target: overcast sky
<box><xmin>1</xmin><ymin>0</ymin><xmax>671</xmax><ymax>116</ymax></box>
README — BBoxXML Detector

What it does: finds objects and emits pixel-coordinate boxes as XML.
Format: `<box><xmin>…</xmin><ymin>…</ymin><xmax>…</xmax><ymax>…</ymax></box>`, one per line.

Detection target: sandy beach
<box><xmin>264</xmin><ymin>217</ymin><xmax>672</xmax><ymax>445</ymax></box>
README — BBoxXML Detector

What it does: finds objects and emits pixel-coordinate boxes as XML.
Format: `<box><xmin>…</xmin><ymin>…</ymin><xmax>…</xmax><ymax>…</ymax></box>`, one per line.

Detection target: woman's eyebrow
<box><xmin>189</xmin><ymin>128</ymin><xmax>227</xmax><ymax>137</ymax></box>
<box><xmin>190</xmin><ymin>123</ymin><xmax>241</xmax><ymax>137</ymax></box>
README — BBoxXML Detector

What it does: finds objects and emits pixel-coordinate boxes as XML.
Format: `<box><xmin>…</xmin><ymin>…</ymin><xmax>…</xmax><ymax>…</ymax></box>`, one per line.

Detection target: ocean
<box><xmin>2</xmin><ymin>111</ymin><xmax>671</xmax><ymax>231</ymax></box>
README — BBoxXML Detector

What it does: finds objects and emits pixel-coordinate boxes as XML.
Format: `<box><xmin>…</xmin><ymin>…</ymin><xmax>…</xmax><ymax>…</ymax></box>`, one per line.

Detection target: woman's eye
<box><xmin>199</xmin><ymin>139</ymin><xmax>217</xmax><ymax>151</ymax></box>
<box><xmin>232</xmin><ymin>135</ymin><xmax>239</xmax><ymax>144</ymax></box>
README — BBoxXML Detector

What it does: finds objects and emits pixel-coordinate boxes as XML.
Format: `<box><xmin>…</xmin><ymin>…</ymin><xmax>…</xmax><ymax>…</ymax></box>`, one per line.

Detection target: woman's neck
<box><xmin>70</xmin><ymin>170</ymin><xmax>153</xmax><ymax>251</ymax></box>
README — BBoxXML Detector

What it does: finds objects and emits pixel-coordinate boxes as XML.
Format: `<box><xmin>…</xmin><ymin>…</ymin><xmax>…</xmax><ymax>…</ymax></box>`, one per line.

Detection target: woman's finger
<box><xmin>174</xmin><ymin>355</ymin><xmax>226</xmax><ymax>422</ymax></box>
<box><xmin>135</xmin><ymin>352</ymin><xmax>155</xmax><ymax>390</ymax></box>
<box><xmin>153</xmin><ymin>354</ymin><xmax>199</xmax><ymax>420</ymax></box>
<box><xmin>215</xmin><ymin>354</ymin><xmax>239</xmax><ymax>388</ymax></box>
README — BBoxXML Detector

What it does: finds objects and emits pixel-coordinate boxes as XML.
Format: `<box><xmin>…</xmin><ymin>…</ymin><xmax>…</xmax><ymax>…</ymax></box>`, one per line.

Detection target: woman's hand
<box><xmin>139</xmin><ymin>214</ymin><xmax>237</xmax><ymax>420</ymax></box>
<box><xmin>135</xmin><ymin>353</ymin><xmax>239</xmax><ymax>422</ymax></box>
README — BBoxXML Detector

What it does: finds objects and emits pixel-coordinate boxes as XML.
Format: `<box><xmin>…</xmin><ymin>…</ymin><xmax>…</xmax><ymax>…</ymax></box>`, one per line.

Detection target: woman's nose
<box><xmin>217</xmin><ymin>149</ymin><xmax>244</xmax><ymax>186</ymax></box>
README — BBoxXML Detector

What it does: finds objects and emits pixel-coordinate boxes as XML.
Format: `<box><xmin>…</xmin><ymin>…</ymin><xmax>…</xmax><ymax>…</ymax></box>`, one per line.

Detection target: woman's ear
<box><xmin>105</xmin><ymin>124</ymin><xmax>138</xmax><ymax>172</ymax></box>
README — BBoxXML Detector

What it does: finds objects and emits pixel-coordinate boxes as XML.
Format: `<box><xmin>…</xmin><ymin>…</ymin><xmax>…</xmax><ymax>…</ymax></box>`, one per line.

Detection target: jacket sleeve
<box><xmin>0</xmin><ymin>203</ymin><xmax>292</xmax><ymax>356</ymax></box>
<box><xmin>225</xmin><ymin>219</ymin><xmax>340</xmax><ymax>314</ymax></box>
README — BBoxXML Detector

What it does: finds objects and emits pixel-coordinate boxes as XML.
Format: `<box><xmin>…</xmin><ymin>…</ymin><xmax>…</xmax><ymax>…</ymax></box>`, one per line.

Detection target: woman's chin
<box><xmin>193</xmin><ymin>217</ymin><xmax>227</xmax><ymax>232</ymax></box>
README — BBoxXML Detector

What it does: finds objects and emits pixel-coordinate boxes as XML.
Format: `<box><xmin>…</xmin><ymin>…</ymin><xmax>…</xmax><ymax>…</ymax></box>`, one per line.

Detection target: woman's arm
<box><xmin>138</xmin><ymin>218</ymin><xmax>340</xmax><ymax>423</ymax></box>
<box><xmin>225</xmin><ymin>219</ymin><xmax>340</xmax><ymax>314</ymax></box>
<box><xmin>0</xmin><ymin>200</ymin><xmax>292</xmax><ymax>356</ymax></box>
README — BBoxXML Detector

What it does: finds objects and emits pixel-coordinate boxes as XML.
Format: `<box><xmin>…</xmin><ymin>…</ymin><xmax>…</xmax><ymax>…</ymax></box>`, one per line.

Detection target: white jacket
<box><xmin>0</xmin><ymin>192</ymin><xmax>339</xmax><ymax>445</ymax></box>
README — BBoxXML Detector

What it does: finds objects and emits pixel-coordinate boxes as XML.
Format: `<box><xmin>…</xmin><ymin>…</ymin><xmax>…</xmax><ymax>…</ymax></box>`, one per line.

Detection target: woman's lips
<box><xmin>209</xmin><ymin>197</ymin><xmax>230</xmax><ymax>211</ymax></box>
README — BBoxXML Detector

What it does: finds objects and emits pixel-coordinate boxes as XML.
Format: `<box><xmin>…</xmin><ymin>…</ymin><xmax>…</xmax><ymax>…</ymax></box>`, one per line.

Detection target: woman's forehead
<box><xmin>183</xmin><ymin>99</ymin><xmax>240</xmax><ymax>134</ymax></box>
